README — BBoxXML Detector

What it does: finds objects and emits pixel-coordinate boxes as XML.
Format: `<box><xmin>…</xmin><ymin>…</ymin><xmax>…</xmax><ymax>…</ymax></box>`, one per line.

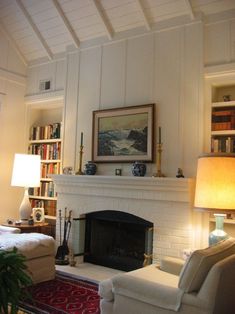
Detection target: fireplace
<box><xmin>52</xmin><ymin>175</ymin><xmax>208</xmax><ymax>264</ymax></box>
<box><xmin>83</xmin><ymin>210</ymin><xmax>153</xmax><ymax>271</ymax></box>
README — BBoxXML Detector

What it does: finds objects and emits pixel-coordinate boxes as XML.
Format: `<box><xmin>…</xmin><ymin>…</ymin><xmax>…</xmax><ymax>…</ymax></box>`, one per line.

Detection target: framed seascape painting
<box><xmin>92</xmin><ymin>104</ymin><xmax>154</xmax><ymax>162</ymax></box>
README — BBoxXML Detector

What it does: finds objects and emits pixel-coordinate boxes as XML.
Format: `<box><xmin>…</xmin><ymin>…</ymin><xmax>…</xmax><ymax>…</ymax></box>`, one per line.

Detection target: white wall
<box><xmin>0</xmin><ymin>30</ymin><xmax>27</xmax><ymax>223</ymax></box>
<box><xmin>26</xmin><ymin>21</ymin><xmax>204</xmax><ymax>179</ymax></box>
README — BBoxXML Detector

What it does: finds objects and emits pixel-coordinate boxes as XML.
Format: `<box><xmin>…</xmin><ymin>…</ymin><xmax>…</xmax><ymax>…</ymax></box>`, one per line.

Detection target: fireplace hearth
<box><xmin>84</xmin><ymin>210</ymin><xmax>153</xmax><ymax>271</ymax></box>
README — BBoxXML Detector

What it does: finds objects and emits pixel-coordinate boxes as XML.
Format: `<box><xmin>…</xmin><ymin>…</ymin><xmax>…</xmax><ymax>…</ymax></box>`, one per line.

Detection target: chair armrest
<box><xmin>160</xmin><ymin>257</ymin><xmax>185</xmax><ymax>275</ymax></box>
<box><xmin>0</xmin><ymin>225</ymin><xmax>21</xmax><ymax>234</ymax></box>
<box><xmin>99</xmin><ymin>278</ymin><xmax>114</xmax><ymax>301</ymax></box>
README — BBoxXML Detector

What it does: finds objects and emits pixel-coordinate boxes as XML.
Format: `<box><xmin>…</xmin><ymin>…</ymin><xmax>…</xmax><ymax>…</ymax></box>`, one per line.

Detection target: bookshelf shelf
<box><xmin>210</xmin><ymin>85</ymin><xmax>235</xmax><ymax>153</ymax></box>
<box><xmin>29</xmin><ymin>195</ymin><xmax>57</xmax><ymax>201</ymax></box>
<box><xmin>29</xmin><ymin>139</ymin><xmax>61</xmax><ymax>144</ymax></box>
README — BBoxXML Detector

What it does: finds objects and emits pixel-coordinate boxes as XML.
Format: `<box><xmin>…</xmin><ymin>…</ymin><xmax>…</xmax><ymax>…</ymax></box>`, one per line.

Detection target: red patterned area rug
<box><xmin>19</xmin><ymin>272</ymin><xmax>100</xmax><ymax>314</ymax></box>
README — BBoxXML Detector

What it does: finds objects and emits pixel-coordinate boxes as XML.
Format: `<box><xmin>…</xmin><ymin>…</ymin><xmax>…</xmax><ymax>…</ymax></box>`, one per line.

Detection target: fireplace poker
<box><xmin>66</xmin><ymin>210</ymin><xmax>72</xmax><ymax>243</ymax></box>
<box><xmin>62</xmin><ymin>207</ymin><xmax>69</xmax><ymax>256</ymax></box>
<box><xmin>55</xmin><ymin>207</ymin><xmax>69</xmax><ymax>265</ymax></box>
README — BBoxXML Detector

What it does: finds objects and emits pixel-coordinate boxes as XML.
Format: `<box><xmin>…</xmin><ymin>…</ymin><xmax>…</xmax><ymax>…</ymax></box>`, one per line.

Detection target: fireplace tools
<box><xmin>55</xmin><ymin>208</ymin><xmax>72</xmax><ymax>265</ymax></box>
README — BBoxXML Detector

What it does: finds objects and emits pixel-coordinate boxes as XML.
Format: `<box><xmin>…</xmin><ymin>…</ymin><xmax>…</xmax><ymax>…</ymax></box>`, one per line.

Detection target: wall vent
<box><xmin>39</xmin><ymin>80</ymin><xmax>51</xmax><ymax>92</ymax></box>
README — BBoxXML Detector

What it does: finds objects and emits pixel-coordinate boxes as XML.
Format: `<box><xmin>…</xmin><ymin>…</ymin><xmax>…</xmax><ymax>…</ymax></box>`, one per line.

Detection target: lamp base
<box><xmin>209</xmin><ymin>213</ymin><xmax>228</xmax><ymax>246</ymax></box>
<box><xmin>19</xmin><ymin>188</ymin><xmax>32</xmax><ymax>221</ymax></box>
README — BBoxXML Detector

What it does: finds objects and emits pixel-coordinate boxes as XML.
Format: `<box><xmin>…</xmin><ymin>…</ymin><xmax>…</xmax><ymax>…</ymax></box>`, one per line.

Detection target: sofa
<box><xmin>99</xmin><ymin>237</ymin><xmax>235</xmax><ymax>314</ymax></box>
<box><xmin>0</xmin><ymin>225</ymin><xmax>55</xmax><ymax>284</ymax></box>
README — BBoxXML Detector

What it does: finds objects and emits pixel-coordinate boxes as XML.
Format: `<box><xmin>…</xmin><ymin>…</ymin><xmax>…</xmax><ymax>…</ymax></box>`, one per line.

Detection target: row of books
<box><xmin>30</xmin><ymin>199</ymin><xmax>56</xmax><ymax>216</ymax></box>
<box><xmin>212</xmin><ymin>109</ymin><xmax>235</xmax><ymax>131</ymax></box>
<box><xmin>41</xmin><ymin>163</ymin><xmax>60</xmax><ymax>178</ymax></box>
<box><xmin>30</xmin><ymin>123</ymin><xmax>61</xmax><ymax>140</ymax></box>
<box><xmin>29</xmin><ymin>181</ymin><xmax>55</xmax><ymax>198</ymax></box>
<box><xmin>211</xmin><ymin>136</ymin><xmax>235</xmax><ymax>153</ymax></box>
<box><xmin>29</xmin><ymin>143</ymin><xmax>61</xmax><ymax>160</ymax></box>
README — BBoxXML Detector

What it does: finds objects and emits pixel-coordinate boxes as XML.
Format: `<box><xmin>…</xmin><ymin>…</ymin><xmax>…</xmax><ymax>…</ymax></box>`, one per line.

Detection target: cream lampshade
<box><xmin>11</xmin><ymin>154</ymin><xmax>41</xmax><ymax>222</ymax></box>
<box><xmin>194</xmin><ymin>153</ymin><xmax>235</xmax><ymax>245</ymax></box>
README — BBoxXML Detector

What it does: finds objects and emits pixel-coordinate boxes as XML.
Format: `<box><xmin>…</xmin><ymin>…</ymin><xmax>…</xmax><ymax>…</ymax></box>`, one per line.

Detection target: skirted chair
<box><xmin>0</xmin><ymin>225</ymin><xmax>55</xmax><ymax>283</ymax></box>
<box><xmin>99</xmin><ymin>237</ymin><xmax>235</xmax><ymax>314</ymax></box>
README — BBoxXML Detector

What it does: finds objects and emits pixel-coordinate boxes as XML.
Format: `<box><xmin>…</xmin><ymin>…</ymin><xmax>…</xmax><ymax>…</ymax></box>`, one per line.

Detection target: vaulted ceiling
<box><xmin>0</xmin><ymin>0</ymin><xmax>234</xmax><ymax>65</ymax></box>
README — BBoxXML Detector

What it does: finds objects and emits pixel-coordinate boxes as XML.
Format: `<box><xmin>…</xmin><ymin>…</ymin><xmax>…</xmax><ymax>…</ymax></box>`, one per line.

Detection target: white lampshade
<box><xmin>194</xmin><ymin>154</ymin><xmax>235</xmax><ymax>212</ymax></box>
<box><xmin>11</xmin><ymin>154</ymin><xmax>40</xmax><ymax>221</ymax></box>
<box><xmin>11</xmin><ymin>154</ymin><xmax>41</xmax><ymax>187</ymax></box>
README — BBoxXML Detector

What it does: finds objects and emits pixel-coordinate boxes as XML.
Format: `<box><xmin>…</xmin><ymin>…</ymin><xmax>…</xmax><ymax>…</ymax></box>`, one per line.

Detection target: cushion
<box><xmin>0</xmin><ymin>233</ymin><xmax>55</xmax><ymax>259</ymax></box>
<box><xmin>178</xmin><ymin>237</ymin><xmax>235</xmax><ymax>293</ymax></box>
<box><xmin>160</xmin><ymin>256</ymin><xmax>185</xmax><ymax>275</ymax></box>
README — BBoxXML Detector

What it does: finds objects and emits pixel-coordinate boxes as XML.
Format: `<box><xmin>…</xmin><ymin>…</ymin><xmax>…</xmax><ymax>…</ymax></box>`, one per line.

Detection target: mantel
<box><xmin>51</xmin><ymin>175</ymin><xmax>194</xmax><ymax>203</ymax></box>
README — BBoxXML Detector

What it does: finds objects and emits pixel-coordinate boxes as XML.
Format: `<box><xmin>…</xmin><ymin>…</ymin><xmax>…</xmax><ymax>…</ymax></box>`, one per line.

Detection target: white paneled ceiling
<box><xmin>0</xmin><ymin>0</ymin><xmax>234</xmax><ymax>65</ymax></box>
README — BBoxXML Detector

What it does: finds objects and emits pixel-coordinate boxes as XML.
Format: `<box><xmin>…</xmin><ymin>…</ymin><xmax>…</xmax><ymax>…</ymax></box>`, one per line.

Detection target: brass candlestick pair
<box><xmin>153</xmin><ymin>143</ymin><xmax>165</xmax><ymax>177</ymax></box>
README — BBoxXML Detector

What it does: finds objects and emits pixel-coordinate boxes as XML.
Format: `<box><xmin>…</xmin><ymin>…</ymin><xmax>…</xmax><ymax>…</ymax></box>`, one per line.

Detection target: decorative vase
<box><xmin>84</xmin><ymin>161</ymin><xmax>97</xmax><ymax>175</ymax></box>
<box><xmin>132</xmin><ymin>161</ymin><xmax>146</xmax><ymax>177</ymax></box>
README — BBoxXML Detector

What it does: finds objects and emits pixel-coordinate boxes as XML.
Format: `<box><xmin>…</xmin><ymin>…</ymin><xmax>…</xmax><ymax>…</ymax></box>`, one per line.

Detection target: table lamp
<box><xmin>194</xmin><ymin>153</ymin><xmax>235</xmax><ymax>245</ymax></box>
<box><xmin>11</xmin><ymin>154</ymin><xmax>40</xmax><ymax>222</ymax></box>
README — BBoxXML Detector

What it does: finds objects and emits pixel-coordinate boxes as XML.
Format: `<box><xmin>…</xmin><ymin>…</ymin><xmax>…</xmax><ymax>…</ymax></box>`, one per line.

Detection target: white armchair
<box><xmin>99</xmin><ymin>237</ymin><xmax>235</xmax><ymax>314</ymax></box>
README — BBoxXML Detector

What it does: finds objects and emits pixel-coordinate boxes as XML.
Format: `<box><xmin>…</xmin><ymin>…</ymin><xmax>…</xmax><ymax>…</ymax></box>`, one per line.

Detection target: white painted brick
<box><xmin>53</xmin><ymin>176</ymin><xmax>207</xmax><ymax>263</ymax></box>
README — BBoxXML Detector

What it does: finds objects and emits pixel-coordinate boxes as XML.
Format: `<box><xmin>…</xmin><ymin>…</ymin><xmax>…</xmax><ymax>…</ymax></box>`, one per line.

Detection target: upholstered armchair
<box><xmin>99</xmin><ymin>237</ymin><xmax>235</xmax><ymax>314</ymax></box>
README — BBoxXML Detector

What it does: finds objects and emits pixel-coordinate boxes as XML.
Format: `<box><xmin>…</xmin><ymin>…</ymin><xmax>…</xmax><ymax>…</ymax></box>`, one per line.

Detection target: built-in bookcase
<box><xmin>211</xmin><ymin>85</ymin><xmax>235</xmax><ymax>153</ymax></box>
<box><xmin>26</xmin><ymin>100</ymin><xmax>64</xmax><ymax>237</ymax></box>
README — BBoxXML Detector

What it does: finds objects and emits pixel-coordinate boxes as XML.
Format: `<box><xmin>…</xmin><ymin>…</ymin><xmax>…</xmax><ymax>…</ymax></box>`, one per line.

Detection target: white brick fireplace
<box><xmin>52</xmin><ymin>175</ymin><xmax>208</xmax><ymax>263</ymax></box>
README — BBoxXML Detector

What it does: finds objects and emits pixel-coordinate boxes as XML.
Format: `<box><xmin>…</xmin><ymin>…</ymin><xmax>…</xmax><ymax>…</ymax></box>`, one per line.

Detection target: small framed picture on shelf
<box><xmin>92</xmin><ymin>104</ymin><xmax>154</xmax><ymax>162</ymax></box>
<box><xmin>32</xmin><ymin>207</ymin><xmax>45</xmax><ymax>223</ymax></box>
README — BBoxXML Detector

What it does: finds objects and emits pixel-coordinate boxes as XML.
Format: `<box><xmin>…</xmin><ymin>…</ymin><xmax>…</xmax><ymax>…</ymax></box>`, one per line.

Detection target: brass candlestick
<box><xmin>76</xmin><ymin>145</ymin><xmax>84</xmax><ymax>175</ymax></box>
<box><xmin>153</xmin><ymin>143</ymin><xmax>165</xmax><ymax>177</ymax></box>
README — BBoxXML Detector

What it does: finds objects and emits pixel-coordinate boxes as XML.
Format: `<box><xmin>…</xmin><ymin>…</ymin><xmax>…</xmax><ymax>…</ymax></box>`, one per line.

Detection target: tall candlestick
<box><xmin>80</xmin><ymin>132</ymin><xmax>83</xmax><ymax>146</ymax></box>
<box><xmin>158</xmin><ymin>127</ymin><xmax>161</xmax><ymax>144</ymax></box>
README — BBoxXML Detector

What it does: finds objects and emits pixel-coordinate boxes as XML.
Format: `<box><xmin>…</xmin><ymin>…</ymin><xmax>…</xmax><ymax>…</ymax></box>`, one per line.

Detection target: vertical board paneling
<box><xmin>77</xmin><ymin>47</ymin><xmax>102</xmax><ymax>165</ymax></box>
<box><xmin>55</xmin><ymin>59</ymin><xmax>66</xmax><ymax>91</ymax></box>
<box><xmin>100</xmin><ymin>41</ymin><xmax>126</xmax><ymax>109</ymax></box>
<box><xmin>231</xmin><ymin>20</ymin><xmax>235</xmax><ymax>62</ymax></box>
<box><xmin>63</xmin><ymin>52</ymin><xmax>79</xmax><ymax>168</ymax></box>
<box><xmin>154</xmin><ymin>28</ymin><xmax>181</xmax><ymax>176</ymax></box>
<box><xmin>26</xmin><ymin>66</ymin><xmax>38</xmax><ymax>95</ymax></box>
<box><xmin>38</xmin><ymin>62</ymin><xmax>57</xmax><ymax>91</ymax></box>
<box><xmin>204</xmin><ymin>21</ymin><xmax>230</xmax><ymax>66</ymax></box>
<box><xmin>125</xmin><ymin>34</ymin><xmax>154</xmax><ymax>106</ymax></box>
<box><xmin>183</xmin><ymin>23</ymin><xmax>203</xmax><ymax>177</ymax></box>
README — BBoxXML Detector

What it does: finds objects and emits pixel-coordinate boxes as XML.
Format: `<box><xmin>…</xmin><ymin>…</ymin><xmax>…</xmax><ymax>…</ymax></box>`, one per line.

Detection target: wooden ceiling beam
<box><xmin>184</xmin><ymin>0</ymin><xmax>195</xmax><ymax>20</ymax></box>
<box><xmin>52</xmin><ymin>0</ymin><xmax>80</xmax><ymax>49</ymax></box>
<box><xmin>91</xmin><ymin>0</ymin><xmax>113</xmax><ymax>40</ymax></box>
<box><xmin>136</xmin><ymin>0</ymin><xmax>151</xmax><ymax>31</ymax></box>
<box><xmin>15</xmin><ymin>0</ymin><xmax>53</xmax><ymax>60</ymax></box>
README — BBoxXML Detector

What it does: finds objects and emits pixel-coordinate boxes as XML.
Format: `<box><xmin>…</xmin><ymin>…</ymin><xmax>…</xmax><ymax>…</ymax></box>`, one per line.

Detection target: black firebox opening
<box><xmin>84</xmin><ymin>210</ymin><xmax>153</xmax><ymax>271</ymax></box>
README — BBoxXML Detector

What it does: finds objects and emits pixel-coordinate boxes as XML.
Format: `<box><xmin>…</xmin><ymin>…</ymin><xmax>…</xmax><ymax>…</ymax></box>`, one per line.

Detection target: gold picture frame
<box><xmin>92</xmin><ymin>104</ymin><xmax>154</xmax><ymax>162</ymax></box>
<box><xmin>32</xmin><ymin>207</ymin><xmax>45</xmax><ymax>223</ymax></box>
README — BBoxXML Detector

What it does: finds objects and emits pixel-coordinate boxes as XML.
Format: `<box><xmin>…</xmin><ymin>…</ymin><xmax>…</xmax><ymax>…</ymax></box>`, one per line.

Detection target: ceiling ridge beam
<box><xmin>184</xmin><ymin>0</ymin><xmax>195</xmax><ymax>20</ymax></box>
<box><xmin>52</xmin><ymin>0</ymin><xmax>80</xmax><ymax>49</ymax></box>
<box><xmin>15</xmin><ymin>0</ymin><xmax>53</xmax><ymax>60</ymax></box>
<box><xmin>91</xmin><ymin>0</ymin><xmax>113</xmax><ymax>40</ymax></box>
<box><xmin>0</xmin><ymin>22</ymin><xmax>27</xmax><ymax>66</ymax></box>
<box><xmin>136</xmin><ymin>0</ymin><xmax>151</xmax><ymax>31</ymax></box>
